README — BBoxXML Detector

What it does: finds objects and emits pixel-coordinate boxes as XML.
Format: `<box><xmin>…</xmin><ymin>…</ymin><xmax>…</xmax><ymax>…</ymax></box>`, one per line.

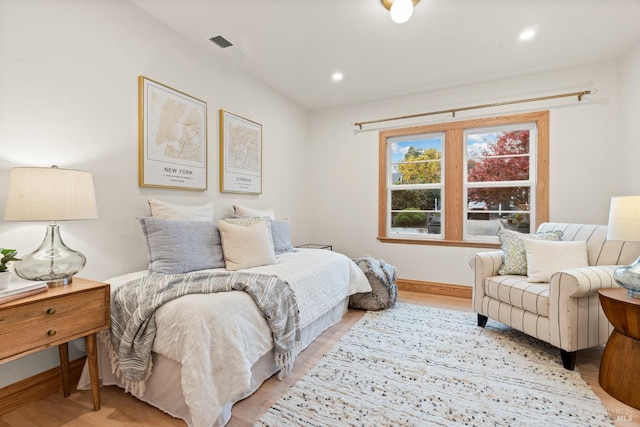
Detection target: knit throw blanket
<box><xmin>101</xmin><ymin>270</ymin><xmax>301</xmax><ymax>395</ymax></box>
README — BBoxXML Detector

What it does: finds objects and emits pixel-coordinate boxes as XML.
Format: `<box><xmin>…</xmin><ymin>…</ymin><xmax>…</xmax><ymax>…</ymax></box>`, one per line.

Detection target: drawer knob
<box><xmin>47</xmin><ymin>329</ymin><xmax>57</xmax><ymax>337</ymax></box>
<box><xmin>46</xmin><ymin>308</ymin><xmax>57</xmax><ymax>315</ymax></box>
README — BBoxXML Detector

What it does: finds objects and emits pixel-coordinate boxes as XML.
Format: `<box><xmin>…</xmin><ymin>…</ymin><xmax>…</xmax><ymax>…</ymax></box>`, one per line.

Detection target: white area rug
<box><xmin>257</xmin><ymin>303</ymin><xmax>613</xmax><ymax>426</ymax></box>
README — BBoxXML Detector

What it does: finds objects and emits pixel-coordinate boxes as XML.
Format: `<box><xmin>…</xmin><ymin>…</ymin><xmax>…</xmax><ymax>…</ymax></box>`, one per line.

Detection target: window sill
<box><xmin>377</xmin><ymin>236</ymin><xmax>500</xmax><ymax>249</ymax></box>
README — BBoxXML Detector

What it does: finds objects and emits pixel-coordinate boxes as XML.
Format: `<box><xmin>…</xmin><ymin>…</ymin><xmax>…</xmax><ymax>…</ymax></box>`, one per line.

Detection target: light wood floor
<box><xmin>1</xmin><ymin>291</ymin><xmax>638</xmax><ymax>426</ymax></box>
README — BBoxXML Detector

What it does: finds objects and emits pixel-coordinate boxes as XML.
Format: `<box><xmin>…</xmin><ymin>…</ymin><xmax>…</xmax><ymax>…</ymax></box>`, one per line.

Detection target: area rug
<box><xmin>256</xmin><ymin>303</ymin><xmax>613</xmax><ymax>427</ymax></box>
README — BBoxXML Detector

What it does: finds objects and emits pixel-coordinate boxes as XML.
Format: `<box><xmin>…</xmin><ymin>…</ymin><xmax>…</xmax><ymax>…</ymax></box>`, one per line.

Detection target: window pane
<box><xmin>390</xmin><ymin>189</ymin><xmax>441</xmax><ymax>236</ymax></box>
<box><xmin>467</xmin><ymin>186</ymin><xmax>530</xmax><ymax>212</ymax></box>
<box><xmin>466</xmin><ymin>185</ymin><xmax>531</xmax><ymax>237</ymax></box>
<box><xmin>391</xmin><ymin>137</ymin><xmax>442</xmax><ymax>185</ymax></box>
<box><xmin>466</xmin><ymin>212</ymin><xmax>531</xmax><ymax>237</ymax></box>
<box><xmin>391</xmin><ymin>211</ymin><xmax>441</xmax><ymax>235</ymax></box>
<box><xmin>391</xmin><ymin>189</ymin><xmax>441</xmax><ymax>210</ymax></box>
<box><xmin>467</xmin><ymin>129</ymin><xmax>530</xmax><ymax>182</ymax></box>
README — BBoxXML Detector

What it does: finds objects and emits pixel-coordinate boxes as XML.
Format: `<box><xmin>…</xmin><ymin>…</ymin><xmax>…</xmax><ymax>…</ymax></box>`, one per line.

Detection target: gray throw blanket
<box><xmin>101</xmin><ymin>270</ymin><xmax>300</xmax><ymax>395</ymax></box>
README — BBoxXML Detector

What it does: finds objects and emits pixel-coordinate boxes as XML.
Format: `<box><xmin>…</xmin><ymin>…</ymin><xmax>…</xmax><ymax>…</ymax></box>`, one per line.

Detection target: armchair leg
<box><xmin>477</xmin><ymin>314</ymin><xmax>488</xmax><ymax>327</ymax></box>
<box><xmin>560</xmin><ymin>350</ymin><xmax>576</xmax><ymax>370</ymax></box>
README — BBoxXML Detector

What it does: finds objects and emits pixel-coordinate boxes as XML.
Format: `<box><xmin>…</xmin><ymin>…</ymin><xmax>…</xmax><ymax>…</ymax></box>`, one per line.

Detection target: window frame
<box><xmin>387</xmin><ymin>131</ymin><xmax>445</xmax><ymax>240</ymax></box>
<box><xmin>378</xmin><ymin>111</ymin><xmax>549</xmax><ymax>248</ymax></box>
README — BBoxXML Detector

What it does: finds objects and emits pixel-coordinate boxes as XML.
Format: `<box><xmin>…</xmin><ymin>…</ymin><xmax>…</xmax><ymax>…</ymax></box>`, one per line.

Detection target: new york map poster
<box><xmin>138</xmin><ymin>76</ymin><xmax>207</xmax><ymax>190</ymax></box>
<box><xmin>219</xmin><ymin>109</ymin><xmax>262</xmax><ymax>194</ymax></box>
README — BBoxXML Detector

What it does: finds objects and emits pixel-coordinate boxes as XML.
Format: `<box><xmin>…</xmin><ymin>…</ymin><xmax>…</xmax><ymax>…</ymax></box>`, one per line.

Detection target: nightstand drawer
<box><xmin>0</xmin><ymin>288</ymin><xmax>106</xmax><ymax>331</ymax></box>
<box><xmin>0</xmin><ymin>307</ymin><xmax>107</xmax><ymax>360</ymax></box>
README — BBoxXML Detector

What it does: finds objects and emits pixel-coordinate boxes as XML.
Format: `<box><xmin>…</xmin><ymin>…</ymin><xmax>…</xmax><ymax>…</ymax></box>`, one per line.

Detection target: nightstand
<box><xmin>0</xmin><ymin>278</ymin><xmax>110</xmax><ymax>411</ymax></box>
<box><xmin>296</xmin><ymin>244</ymin><xmax>333</xmax><ymax>251</ymax></box>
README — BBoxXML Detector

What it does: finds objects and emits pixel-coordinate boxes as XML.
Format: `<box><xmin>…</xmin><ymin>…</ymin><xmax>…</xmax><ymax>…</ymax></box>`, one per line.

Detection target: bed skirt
<box><xmin>77</xmin><ymin>297</ymin><xmax>350</xmax><ymax>426</ymax></box>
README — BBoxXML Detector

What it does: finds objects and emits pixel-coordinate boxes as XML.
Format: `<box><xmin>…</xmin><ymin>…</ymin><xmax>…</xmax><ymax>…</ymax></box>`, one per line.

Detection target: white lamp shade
<box><xmin>4</xmin><ymin>166</ymin><xmax>98</xmax><ymax>221</ymax></box>
<box><xmin>607</xmin><ymin>196</ymin><xmax>640</xmax><ymax>242</ymax></box>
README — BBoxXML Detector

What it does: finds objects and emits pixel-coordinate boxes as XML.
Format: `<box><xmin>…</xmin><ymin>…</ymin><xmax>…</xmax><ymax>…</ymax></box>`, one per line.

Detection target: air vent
<box><xmin>209</xmin><ymin>35</ymin><xmax>233</xmax><ymax>49</ymax></box>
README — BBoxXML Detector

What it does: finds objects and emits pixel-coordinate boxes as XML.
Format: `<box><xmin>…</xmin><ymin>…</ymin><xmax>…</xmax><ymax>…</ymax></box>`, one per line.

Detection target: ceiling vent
<box><xmin>209</xmin><ymin>35</ymin><xmax>233</xmax><ymax>49</ymax></box>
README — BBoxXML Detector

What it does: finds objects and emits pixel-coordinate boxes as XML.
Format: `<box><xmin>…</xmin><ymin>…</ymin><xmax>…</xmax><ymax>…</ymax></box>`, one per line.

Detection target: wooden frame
<box><xmin>219</xmin><ymin>109</ymin><xmax>262</xmax><ymax>194</ymax></box>
<box><xmin>138</xmin><ymin>76</ymin><xmax>207</xmax><ymax>190</ymax></box>
<box><xmin>378</xmin><ymin>111</ymin><xmax>549</xmax><ymax>248</ymax></box>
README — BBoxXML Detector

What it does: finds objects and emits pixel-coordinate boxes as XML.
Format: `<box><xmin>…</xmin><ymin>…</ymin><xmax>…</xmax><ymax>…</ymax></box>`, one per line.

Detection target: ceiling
<box><xmin>130</xmin><ymin>0</ymin><xmax>640</xmax><ymax>111</ymax></box>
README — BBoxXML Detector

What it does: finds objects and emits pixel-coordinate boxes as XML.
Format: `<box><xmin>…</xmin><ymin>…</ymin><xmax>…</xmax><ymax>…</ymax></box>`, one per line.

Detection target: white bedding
<box><xmin>78</xmin><ymin>248</ymin><xmax>370</xmax><ymax>427</ymax></box>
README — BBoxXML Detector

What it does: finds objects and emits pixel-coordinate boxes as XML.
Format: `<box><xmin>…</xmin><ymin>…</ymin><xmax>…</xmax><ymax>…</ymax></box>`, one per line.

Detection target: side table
<box><xmin>0</xmin><ymin>278</ymin><xmax>110</xmax><ymax>411</ymax></box>
<box><xmin>295</xmin><ymin>244</ymin><xmax>332</xmax><ymax>251</ymax></box>
<box><xmin>598</xmin><ymin>287</ymin><xmax>640</xmax><ymax>410</ymax></box>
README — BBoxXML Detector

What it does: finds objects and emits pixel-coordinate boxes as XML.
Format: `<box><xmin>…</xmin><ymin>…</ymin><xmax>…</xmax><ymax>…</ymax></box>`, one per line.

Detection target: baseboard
<box><xmin>397</xmin><ymin>278</ymin><xmax>472</xmax><ymax>299</ymax></box>
<box><xmin>0</xmin><ymin>357</ymin><xmax>86</xmax><ymax>416</ymax></box>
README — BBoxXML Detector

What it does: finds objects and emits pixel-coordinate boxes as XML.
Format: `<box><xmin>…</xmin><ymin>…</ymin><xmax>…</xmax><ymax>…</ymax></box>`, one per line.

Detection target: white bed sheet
<box><xmin>78</xmin><ymin>248</ymin><xmax>370</xmax><ymax>427</ymax></box>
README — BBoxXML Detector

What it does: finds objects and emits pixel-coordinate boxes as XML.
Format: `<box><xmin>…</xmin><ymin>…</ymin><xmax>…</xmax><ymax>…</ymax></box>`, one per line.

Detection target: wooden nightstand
<box><xmin>0</xmin><ymin>278</ymin><xmax>110</xmax><ymax>411</ymax></box>
<box><xmin>296</xmin><ymin>244</ymin><xmax>333</xmax><ymax>251</ymax></box>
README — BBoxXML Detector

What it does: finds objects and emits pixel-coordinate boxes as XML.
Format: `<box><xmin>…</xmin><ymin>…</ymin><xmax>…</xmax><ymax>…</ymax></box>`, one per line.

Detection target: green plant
<box><xmin>393</xmin><ymin>208</ymin><xmax>427</xmax><ymax>227</ymax></box>
<box><xmin>0</xmin><ymin>248</ymin><xmax>20</xmax><ymax>273</ymax></box>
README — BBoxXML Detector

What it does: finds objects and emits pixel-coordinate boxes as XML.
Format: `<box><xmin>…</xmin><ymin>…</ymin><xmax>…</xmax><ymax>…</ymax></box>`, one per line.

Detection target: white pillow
<box><xmin>523</xmin><ymin>239</ymin><xmax>589</xmax><ymax>283</ymax></box>
<box><xmin>148</xmin><ymin>198</ymin><xmax>214</xmax><ymax>222</ymax></box>
<box><xmin>233</xmin><ymin>204</ymin><xmax>275</xmax><ymax>220</ymax></box>
<box><xmin>218</xmin><ymin>218</ymin><xmax>276</xmax><ymax>271</ymax></box>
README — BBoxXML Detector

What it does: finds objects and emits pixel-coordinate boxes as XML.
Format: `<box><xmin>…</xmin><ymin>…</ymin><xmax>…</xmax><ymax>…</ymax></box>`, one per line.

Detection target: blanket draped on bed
<box><xmin>101</xmin><ymin>270</ymin><xmax>301</xmax><ymax>395</ymax></box>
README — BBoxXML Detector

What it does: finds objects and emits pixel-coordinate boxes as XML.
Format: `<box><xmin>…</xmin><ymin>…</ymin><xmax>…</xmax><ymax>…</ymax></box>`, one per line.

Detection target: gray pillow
<box><xmin>270</xmin><ymin>220</ymin><xmax>294</xmax><ymax>255</ymax></box>
<box><xmin>139</xmin><ymin>217</ymin><xmax>225</xmax><ymax>274</ymax></box>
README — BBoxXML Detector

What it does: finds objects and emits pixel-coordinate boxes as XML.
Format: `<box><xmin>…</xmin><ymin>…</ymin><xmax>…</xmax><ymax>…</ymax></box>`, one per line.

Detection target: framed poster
<box><xmin>138</xmin><ymin>76</ymin><xmax>208</xmax><ymax>190</ymax></box>
<box><xmin>219</xmin><ymin>109</ymin><xmax>262</xmax><ymax>194</ymax></box>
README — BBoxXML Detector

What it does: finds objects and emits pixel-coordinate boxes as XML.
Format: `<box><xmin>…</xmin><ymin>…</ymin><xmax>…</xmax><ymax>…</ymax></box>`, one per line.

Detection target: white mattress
<box><xmin>78</xmin><ymin>248</ymin><xmax>370</xmax><ymax>427</ymax></box>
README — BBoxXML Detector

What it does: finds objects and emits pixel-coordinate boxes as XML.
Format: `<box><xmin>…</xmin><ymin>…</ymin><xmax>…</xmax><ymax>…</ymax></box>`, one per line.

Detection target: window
<box><xmin>388</xmin><ymin>133</ymin><xmax>444</xmax><ymax>239</ymax></box>
<box><xmin>378</xmin><ymin>111</ymin><xmax>549</xmax><ymax>247</ymax></box>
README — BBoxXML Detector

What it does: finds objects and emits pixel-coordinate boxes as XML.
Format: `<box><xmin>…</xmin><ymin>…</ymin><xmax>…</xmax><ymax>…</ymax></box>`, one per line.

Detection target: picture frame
<box><xmin>138</xmin><ymin>76</ymin><xmax>208</xmax><ymax>190</ymax></box>
<box><xmin>219</xmin><ymin>109</ymin><xmax>262</xmax><ymax>194</ymax></box>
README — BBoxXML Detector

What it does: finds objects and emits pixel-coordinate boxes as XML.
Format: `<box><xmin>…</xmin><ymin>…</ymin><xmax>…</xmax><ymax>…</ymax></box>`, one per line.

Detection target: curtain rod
<box><xmin>352</xmin><ymin>89</ymin><xmax>594</xmax><ymax>132</ymax></box>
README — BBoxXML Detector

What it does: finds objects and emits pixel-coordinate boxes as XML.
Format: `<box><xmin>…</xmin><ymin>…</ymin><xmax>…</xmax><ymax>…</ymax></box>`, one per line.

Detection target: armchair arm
<box><xmin>550</xmin><ymin>265</ymin><xmax>618</xmax><ymax>299</ymax></box>
<box><xmin>549</xmin><ymin>265</ymin><xmax>619</xmax><ymax>352</ymax></box>
<box><xmin>468</xmin><ymin>251</ymin><xmax>504</xmax><ymax>308</ymax></box>
<box><xmin>468</xmin><ymin>251</ymin><xmax>504</xmax><ymax>281</ymax></box>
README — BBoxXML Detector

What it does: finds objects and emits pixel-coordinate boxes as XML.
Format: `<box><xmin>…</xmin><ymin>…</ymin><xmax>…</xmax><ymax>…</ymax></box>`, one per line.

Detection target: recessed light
<box><xmin>332</xmin><ymin>72</ymin><xmax>343</xmax><ymax>82</ymax></box>
<box><xmin>519</xmin><ymin>28</ymin><xmax>536</xmax><ymax>41</ymax></box>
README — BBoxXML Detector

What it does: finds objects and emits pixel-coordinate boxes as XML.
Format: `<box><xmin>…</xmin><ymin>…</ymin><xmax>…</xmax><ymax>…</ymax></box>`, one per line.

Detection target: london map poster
<box><xmin>219</xmin><ymin>109</ymin><xmax>262</xmax><ymax>194</ymax></box>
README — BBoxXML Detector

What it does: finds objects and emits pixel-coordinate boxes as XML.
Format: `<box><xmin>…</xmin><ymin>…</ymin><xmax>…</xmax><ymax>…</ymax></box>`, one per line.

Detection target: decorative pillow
<box><xmin>523</xmin><ymin>239</ymin><xmax>589</xmax><ymax>283</ymax></box>
<box><xmin>218</xmin><ymin>218</ymin><xmax>276</xmax><ymax>271</ymax></box>
<box><xmin>271</xmin><ymin>220</ymin><xmax>294</xmax><ymax>255</ymax></box>
<box><xmin>233</xmin><ymin>204</ymin><xmax>275</xmax><ymax>220</ymax></box>
<box><xmin>148</xmin><ymin>198</ymin><xmax>214</xmax><ymax>222</ymax></box>
<box><xmin>139</xmin><ymin>217</ymin><xmax>225</xmax><ymax>274</ymax></box>
<box><xmin>497</xmin><ymin>228</ymin><xmax>564</xmax><ymax>275</ymax></box>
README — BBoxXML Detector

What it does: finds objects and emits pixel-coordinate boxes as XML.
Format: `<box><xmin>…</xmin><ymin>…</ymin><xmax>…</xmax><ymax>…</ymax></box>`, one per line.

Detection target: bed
<box><xmin>77</xmin><ymin>246</ymin><xmax>371</xmax><ymax>427</ymax></box>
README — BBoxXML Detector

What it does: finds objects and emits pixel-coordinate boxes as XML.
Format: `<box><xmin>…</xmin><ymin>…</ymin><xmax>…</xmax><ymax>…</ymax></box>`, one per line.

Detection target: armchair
<box><xmin>469</xmin><ymin>223</ymin><xmax>640</xmax><ymax>370</ymax></box>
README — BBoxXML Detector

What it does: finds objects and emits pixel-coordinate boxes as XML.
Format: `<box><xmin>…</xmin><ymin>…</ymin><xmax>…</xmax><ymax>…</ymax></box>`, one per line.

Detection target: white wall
<box><xmin>0</xmin><ymin>0</ymin><xmax>309</xmax><ymax>387</ymax></box>
<box><xmin>308</xmin><ymin>62</ymin><xmax>621</xmax><ymax>287</ymax></box>
<box><xmin>617</xmin><ymin>39</ymin><xmax>640</xmax><ymax>195</ymax></box>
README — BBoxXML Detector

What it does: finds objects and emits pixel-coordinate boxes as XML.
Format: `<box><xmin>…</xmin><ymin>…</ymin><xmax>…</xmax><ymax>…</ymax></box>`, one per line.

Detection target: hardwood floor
<box><xmin>1</xmin><ymin>291</ymin><xmax>638</xmax><ymax>426</ymax></box>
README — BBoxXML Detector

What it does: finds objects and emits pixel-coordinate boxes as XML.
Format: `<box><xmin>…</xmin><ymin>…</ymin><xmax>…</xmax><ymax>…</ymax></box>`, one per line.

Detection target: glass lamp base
<box><xmin>14</xmin><ymin>223</ymin><xmax>86</xmax><ymax>286</ymax></box>
<box><xmin>614</xmin><ymin>256</ymin><xmax>640</xmax><ymax>299</ymax></box>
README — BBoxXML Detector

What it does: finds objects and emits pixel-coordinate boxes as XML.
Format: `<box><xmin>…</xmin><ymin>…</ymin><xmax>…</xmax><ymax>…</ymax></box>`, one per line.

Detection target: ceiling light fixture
<box><xmin>381</xmin><ymin>0</ymin><xmax>420</xmax><ymax>24</ymax></box>
<box><xmin>332</xmin><ymin>72</ymin><xmax>343</xmax><ymax>82</ymax></box>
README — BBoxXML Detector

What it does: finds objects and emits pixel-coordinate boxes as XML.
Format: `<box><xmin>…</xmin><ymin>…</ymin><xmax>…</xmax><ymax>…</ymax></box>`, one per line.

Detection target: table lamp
<box><xmin>607</xmin><ymin>195</ymin><xmax>640</xmax><ymax>298</ymax></box>
<box><xmin>4</xmin><ymin>165</ymin><xmax>98</xmax><ymax>286</ymax></box>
